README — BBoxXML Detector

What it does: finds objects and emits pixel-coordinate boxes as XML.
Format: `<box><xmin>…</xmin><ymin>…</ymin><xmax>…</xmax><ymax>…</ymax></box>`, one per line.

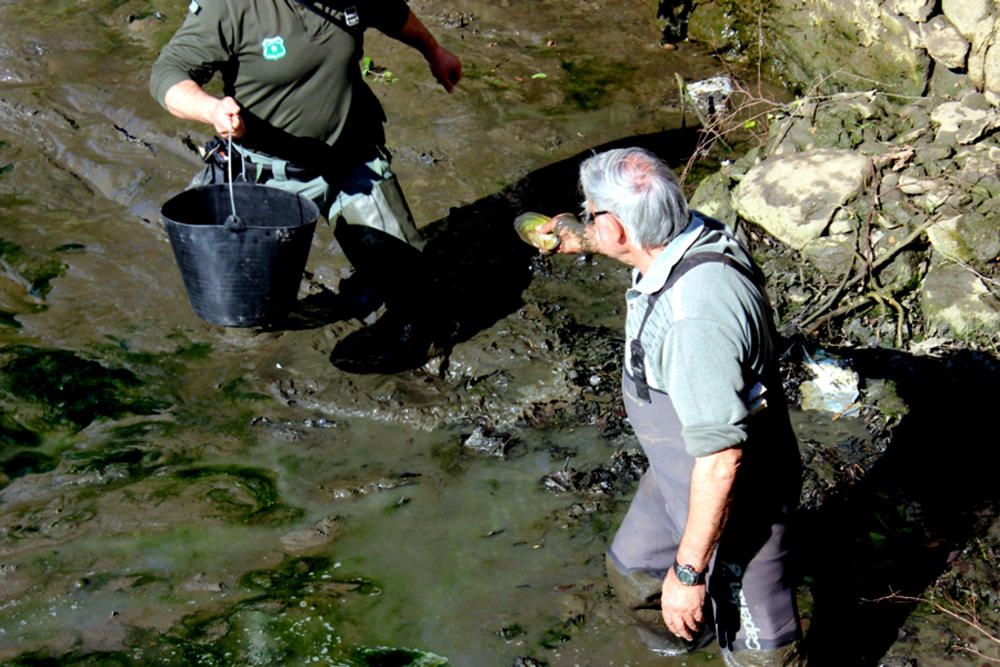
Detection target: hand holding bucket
<box><xmin>160</xmin><ymin>129</ymin><xmax>319</xmax><ymax>327</ymax></box>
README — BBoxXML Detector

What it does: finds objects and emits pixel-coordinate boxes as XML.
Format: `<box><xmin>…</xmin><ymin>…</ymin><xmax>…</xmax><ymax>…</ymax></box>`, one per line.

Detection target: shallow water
<box><xmin>0</xmin><ymin>1</ymin><xmax>880</xmax><ymax>665</ymax></box>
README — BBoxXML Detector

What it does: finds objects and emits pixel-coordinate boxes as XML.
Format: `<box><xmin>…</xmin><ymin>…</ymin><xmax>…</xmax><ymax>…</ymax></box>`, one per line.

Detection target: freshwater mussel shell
<box><xmin>513</xmin><ymin>212</ymin><xmax>559</xmax><ymax>251</ymax></box>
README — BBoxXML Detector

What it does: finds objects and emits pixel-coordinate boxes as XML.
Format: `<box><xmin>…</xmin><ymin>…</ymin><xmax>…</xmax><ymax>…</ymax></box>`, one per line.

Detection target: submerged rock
<box><xmin>462</xmin><ymin>425</ymin><xmax>517</xmax><ymax>458</ymax></box>
<box><xmin>279</xmin><ymin>515</ymin><xmax>342</xmax><ymax>553</ymax></box>
<box><xmin>541</xmin><ymin>449</ymin><xmax>645</xmax><ymax>498</ymax></box>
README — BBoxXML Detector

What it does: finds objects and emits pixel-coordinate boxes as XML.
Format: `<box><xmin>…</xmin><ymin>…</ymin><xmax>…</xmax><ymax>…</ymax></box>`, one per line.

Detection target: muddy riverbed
<box><xmin>1</xmin><ymin>1</ymin><xmax>997</xmax><ymax>665</ymax></box>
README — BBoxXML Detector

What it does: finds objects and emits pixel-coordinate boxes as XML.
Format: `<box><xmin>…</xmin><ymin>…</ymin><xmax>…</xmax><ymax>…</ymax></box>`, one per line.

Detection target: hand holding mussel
<box><xmin>513</xmin><ymin>212</ymin><xmax>585</xmax><ymax>252</ymax></box>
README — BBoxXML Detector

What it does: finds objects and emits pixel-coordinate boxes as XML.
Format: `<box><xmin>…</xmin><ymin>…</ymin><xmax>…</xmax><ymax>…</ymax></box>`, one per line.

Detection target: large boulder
<box><xmin>685</xmin><ymin>0</ymin><xmax>1000</xmax><ymax>99</ymax></box>
<box><xmin>732</xmin><ymin>149</ymin><xmax>870</xmax><ymax>250</ymax></box>
<box><xmin>930</xmin><ymin>99</ymin><xmax>1000</xmax><ymax>145</ymax></box>
<box><xmin>920</xmin><ymin>16</ymin><xmax>970</xmax><ymax>70</ymax></box>
<box><xmin>941</xmin><ymin>0</ymin><xmax>993</xmax><ymax>41</ymax></box>
<box><xmin>886</xmin><ymin>0</ymin><xmax>935</xmax><ymax>23</ymax></box>
<box><xmin>925</xmin><ymin>212</ymin><xmax>1000</xmax><ymax>265</ymax></box>
<box><xmin>689</xmin><ymin>171</ymin><xmax>738</xmax><ymax>226</ymax></box>
<box><xmin>921</xmin><ymin>262</ymin><xmax>1000</xmax><ymax>336</ymax></box>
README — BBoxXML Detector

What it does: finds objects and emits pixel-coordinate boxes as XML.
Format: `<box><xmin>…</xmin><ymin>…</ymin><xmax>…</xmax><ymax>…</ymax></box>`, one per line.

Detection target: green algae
<box><xmin>0</xmin><ymin>238</ymin><xmax>67</xmax><ymax>299</ymax></box>
<box><xmin>123</xmin><ymin>557</ymin><xmax>406</xmax><ymax>666</ymax></box>
<box><xmin>6</xmin><ymin>653</ymin><xmax>133</xmax><ymax>667</ymax></box>
<box><xmin>0</xmin><ymin>345</ymin><xmax>168</xmax><ymax>429</ymax></box>
<box><xmin>236</xmin><ymin>556</ymin><xmax>373</xmax><ymax>595</ymax></box>
<box><xmin>558</xmin><ymin>59</ymin><xmax>636</xmax><ymax>111</ymax></box>
<box><xmin>173</xmin><ymin>465</ymin><xmax>303</xmax><ymax>525</ymax></box>
<box><xmin>218</xmin><ymin>377</ymin><xmax>269</xmax><ymax>402</ymax></box>
<box><xmin>538</xmin><ymin>612</ymin><xmax>585</xmax><ymax>649</ymax></box>
<box><xmin>352</xmin><ymin>647</ymin><xmax>449</xmax><ymax>666</ymax></box>
<box><xmin>0</xmin><ymin>309</ymin><xmax>22</xmax><ymax>328</ymax></box>
<box><xmin>0</xmin><ymin>412</ymin><xmax>40</xmax><ymax>447</ymax></box>
<box><xmin>1</xmin><ymin>449</ymin><xmax>57</xmax><ymax>478</ymax></box>
<box><xmin>68</xmin><ymin>443</ymin><xmax>159</xmax><ymax>475</ymax></box>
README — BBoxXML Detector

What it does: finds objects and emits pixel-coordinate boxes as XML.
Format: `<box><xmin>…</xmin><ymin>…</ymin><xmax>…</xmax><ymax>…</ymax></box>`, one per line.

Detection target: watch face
<box><xmin>675</xmin><ymin>563</ymin><xmax>701</xmax><ymax>585</ymax></box>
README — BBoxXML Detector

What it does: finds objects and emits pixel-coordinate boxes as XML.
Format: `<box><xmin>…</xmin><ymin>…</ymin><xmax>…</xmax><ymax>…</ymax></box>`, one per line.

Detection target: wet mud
<box><xmin>0</xmin><ymin>1</ymin><xmax>997</xmax><ymax>665</ymax></box>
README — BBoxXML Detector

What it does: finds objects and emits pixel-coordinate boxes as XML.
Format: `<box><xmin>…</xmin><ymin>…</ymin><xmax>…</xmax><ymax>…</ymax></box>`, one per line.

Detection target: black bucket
<box><xmin>162</xmin><ymin>183</ymin><xmax>320</xmax><ymax>327</ymax></box>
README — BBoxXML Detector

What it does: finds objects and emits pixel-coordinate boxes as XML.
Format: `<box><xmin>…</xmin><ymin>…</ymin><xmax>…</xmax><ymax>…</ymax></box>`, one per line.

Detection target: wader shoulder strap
<box><xmin>636</xmin><ymin>251</ymin><xmax>754</xmax><ymax>341</ymax></box>
<box><xmin>293</xmin><ymin>0</ymin><xmax>362</xmax><ymax>32</ymax></box>
<box><xmin>630</xmin><ymin>251</ymin><xmax>758</xmax><ymax>402</ymax></box>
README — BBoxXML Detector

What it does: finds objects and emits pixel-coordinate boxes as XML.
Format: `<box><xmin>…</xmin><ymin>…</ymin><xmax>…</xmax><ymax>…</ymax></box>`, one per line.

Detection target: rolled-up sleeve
<box><xmin>658</xmin><ymin>317</ymin><xmax>751</xmax><ymax>457</ymax></box>
<box><xmin>150</xmin><ymin>0</ymin><xmax>233</xmax><ymax>108</ymax></box>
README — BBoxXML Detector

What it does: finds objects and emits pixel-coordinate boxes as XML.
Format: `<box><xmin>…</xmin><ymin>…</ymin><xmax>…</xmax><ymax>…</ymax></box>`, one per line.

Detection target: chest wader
<box><xmin>606</xmin><ymin>251</ymin><xmax>804</xmax><ymax>666</ymax></box>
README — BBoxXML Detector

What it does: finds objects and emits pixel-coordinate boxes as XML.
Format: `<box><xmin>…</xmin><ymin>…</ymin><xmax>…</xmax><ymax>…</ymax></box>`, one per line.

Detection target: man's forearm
<box><xmin>676</xmin><ymin>446</ymin><xmax>742</xmax><ymax>572</ymax></box>
<box><xmin>386</xmin><ymin>9</ymin><xmax>441</xmax><ymax>58</ymax></box>
<box><xmin>382</xmin><ymin>9</ymin><xmax>461</xmax><ymax>92</ymax></box>
<box><xmin>163</xmin><ymin>80</ymin><xmax>219</xmax><ymax>124</ymax></box>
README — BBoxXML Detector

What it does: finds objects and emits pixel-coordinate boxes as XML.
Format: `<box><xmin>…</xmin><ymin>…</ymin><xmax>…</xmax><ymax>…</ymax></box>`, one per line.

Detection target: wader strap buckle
<box><xmin>630</xmin><ymin>338</ymin><xmax>652</xmax><ymax>401</ymax></box>
<box><xmin>271</xmin><ymin>159</ymin><xmax>288</xmax><ymax>181</ymax></box>
<box><xmin>293</xmin><ymin>0</ymin><xmax>363</xmax><ymax>32</ymax></box>
<box><xmin>199</xmin><ymin>137</ymin><xmax>224</xmax><ymax>163</ymax></box>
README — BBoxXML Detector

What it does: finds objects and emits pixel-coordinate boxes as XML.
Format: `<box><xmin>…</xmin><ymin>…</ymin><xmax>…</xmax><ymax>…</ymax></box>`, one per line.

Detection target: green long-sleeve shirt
<box><xmin>625</xmin><ymin>213</ymin><xmax>775</xmax><ymax>457</ymax></box>
<box><xmin>150</xmin><ymin>0</ymin><xmax>409</xmax><ymax>146</ymax></box>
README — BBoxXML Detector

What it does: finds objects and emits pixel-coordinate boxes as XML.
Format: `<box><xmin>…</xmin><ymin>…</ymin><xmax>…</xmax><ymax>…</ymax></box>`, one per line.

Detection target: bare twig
<box><xmin>955</xmin><ymin>646</ymin><xmax>1000</xmax><ymax>663</ymax></box>
<box><xmin>800</xmin><ymin>216</ymin><xmax>940</xmax><ymax>335</ymax></box>
<box><xmin>871</xmin><ymin>592</ymin><xmax>1000</xmax><ymax>647</ymax></box>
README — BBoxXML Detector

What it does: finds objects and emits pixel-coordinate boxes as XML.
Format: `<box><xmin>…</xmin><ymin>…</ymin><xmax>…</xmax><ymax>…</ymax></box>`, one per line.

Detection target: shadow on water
<box><xmin>287</xmin><ymin>128</ymin><xmax>701</xmax><ymax>347</ymax></box>
<box><xmin>796</xmin><ymin>347</ymin><xmax>1000</xmax><ymax>665</ymax></box>
<box><xmin>419</xmin><ymin>128</ymin><xmax>701</xmax><ymax>340</ymax></box>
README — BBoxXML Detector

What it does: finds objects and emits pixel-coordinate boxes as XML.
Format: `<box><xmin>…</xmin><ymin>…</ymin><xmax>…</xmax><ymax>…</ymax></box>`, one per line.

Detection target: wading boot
<box><xmin>335</xmin><ymin>271</ymin><xmax>384</xmax><ymax>322</ymax></box>
<box><xmin>721</xmin><ymin>642</ymin><xmax>806</xmax><ymax>667</ymax></box>
<box><xmin>605</xmin><ymin>554</ymin><xmax>715</xmax><ymax>657</ymax></box>
<box><xmin>329</xmin><ymin>309</ymin><xmax>448</xmax><ymax>374</ymax></box>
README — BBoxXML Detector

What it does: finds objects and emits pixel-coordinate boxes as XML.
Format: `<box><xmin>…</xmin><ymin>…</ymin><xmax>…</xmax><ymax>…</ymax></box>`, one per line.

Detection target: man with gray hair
<box><xmin>543</xmin><ymin>147</ymin><xmax>804</xmax><ymax>665</ymax></box>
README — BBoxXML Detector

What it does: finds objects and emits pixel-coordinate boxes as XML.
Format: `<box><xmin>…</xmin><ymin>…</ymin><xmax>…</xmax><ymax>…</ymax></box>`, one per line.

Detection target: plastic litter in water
<box><xmin>684</xmin><ymin>75</ymin><xmax>735</xmax><ymax>117</ymax></box>
<box><xmin>799</xmin><ymin>349</ymin><xmax>860</xmax><ymax>417</ymax></box>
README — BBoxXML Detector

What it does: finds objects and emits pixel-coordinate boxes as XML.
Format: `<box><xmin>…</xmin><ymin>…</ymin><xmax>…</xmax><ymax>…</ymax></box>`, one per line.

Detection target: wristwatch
<box><xmin>673</xmin><ymin>561</ymin><xmax>707</xmax><ymax>586</ymax></box>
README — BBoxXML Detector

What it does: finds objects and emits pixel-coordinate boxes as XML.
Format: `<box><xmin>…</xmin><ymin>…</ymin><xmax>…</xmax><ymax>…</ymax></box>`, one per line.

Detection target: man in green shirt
<box><xmin>542</xmin><ymin>147</ymin><xmax>804</xmax><ymax>666</ymax></box>
<box><xmin>151</xmin><ymin>0</ymin><xmax>461</xmax><ymax>372</ymax></box>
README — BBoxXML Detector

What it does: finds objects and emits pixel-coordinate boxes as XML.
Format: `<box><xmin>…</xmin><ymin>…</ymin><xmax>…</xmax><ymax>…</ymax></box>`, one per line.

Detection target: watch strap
<box><xmin>673</xmin><ymin>560</ymin><xmax>707</xmax><ymax>586</ymax></box>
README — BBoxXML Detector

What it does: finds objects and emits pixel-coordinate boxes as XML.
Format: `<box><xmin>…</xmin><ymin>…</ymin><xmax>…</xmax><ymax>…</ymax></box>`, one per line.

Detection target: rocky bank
<box><xmin>660</xmin><ymin>0</ymin><xmax>1000</xmax><ymax>663</ymax></box>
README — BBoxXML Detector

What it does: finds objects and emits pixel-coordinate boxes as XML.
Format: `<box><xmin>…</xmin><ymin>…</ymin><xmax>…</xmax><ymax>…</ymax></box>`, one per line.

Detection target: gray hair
<box><xmin>578</xmin><ymin>147</ymin><xmax>689</xmax><ymax>249</ymax></box>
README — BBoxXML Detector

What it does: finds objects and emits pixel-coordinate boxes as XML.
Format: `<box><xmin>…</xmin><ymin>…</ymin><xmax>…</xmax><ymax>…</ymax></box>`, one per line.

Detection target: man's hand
<box><xmin>389</xmin><ymin>10</ymin><xmax>462</xmax><ymax>93</ymax></box>
<box><xmin>426</xmin><ymin>45</ymin><xmax>462</xmax><ymax>92</ymax></box>
<box><xmin>661</xmin><ymin>568</ymin><xmax>707</xmax><ymax>641</ymax></box>
<box><xmin>211</xmin><ymin>96</ymin><xmax>244</xmax><ymax>138</ymax></box>
<box><xmin>163</xmin><ymin>80</ymin><xmax>244</xmax><ymax>139</ymax></box>
<box><xmin>538</xmin><ymin>214</ymin><xmax>589</xmax><ymax>254</ymax></box>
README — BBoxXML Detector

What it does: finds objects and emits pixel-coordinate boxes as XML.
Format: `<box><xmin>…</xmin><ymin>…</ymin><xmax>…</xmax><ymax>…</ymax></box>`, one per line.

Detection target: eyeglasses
<box><xmin>582</xmin><ymin>209</ymin><xmax>610</xmax><ymax>225</ymax></box>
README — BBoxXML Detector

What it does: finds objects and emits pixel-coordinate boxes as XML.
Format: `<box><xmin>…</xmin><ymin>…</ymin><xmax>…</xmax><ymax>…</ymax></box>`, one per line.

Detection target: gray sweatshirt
<box><xmin>624</xmin><ymin>213</ymin><xmax>775</xmax><ymax>457</ymax></box>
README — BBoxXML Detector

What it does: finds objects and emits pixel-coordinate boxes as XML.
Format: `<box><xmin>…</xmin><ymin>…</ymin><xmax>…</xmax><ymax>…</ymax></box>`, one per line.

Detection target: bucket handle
<box><xmin>225</xmin><ymin>125</ymin><xmax>244</xmax><ymax>232</ymax></box>
<box><xmin>224</xmin><ymin>213</ymin><xmax>246</xmax><ymax>232</ymax></box>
